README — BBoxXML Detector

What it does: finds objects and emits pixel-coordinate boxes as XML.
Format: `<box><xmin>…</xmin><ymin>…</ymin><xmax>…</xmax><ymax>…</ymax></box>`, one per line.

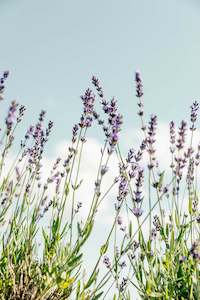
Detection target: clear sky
<box><xmin>1</xmin><ymin>0</ymin><xmax>200</xmax><ymax>153</ymax></box>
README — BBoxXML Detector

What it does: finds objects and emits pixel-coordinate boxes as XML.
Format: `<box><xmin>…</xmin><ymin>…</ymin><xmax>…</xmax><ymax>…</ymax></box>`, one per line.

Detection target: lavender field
<box><xmin>0</xmin><ymin>69</ymin><xmax>199</xmax><ymax>299</ymax></box>
<box><xmin>1</xmin><ymin>0</ymin><xmax>200</xmax><ymax>299</ymax></box>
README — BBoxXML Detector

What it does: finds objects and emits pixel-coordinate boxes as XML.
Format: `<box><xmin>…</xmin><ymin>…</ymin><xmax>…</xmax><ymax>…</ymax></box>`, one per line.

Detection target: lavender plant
<box><xmin>0</xmin><ymin>69</ymin><xmax>199</xmax><ymax>300</ymax></box>
<box><xmin>93</xmin><ymin>72</ymin><xmax>200</xmax><ymax>300</ymax></box>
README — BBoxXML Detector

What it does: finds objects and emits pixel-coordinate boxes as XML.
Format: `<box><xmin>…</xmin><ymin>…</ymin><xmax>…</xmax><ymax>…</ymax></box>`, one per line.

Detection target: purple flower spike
<box><xmin>103</xmin><ymin>255</ymin><xmax>111</xmax><ymax>269</ymax></box>
<box><xmin>92</xmin><ymin>76</ymin><xmax>104</xmax><ymax>98</ymax></box>
<box><xmin>0</xmin><ymin>70</ymin><xmax>10</xmax><ymax>101</ymax></box>
<box><xmin>81</xmin><ymin>88</ymin><xmax>95</xmax><ymax>115</ymax></box>
<box><xmin>5</xmin><ymin>100</ymin><xmax>18</xmax><ymax>134</ymax></box>
<box><xmin>79</xmin><ymin>88</ymin><xmax>95</xmax><ymax>128</ymax></box>
<box><xmin>190</xmin><ymin>101</ymin><xmax>199</xmax><ymax>130</ymax></box>
<box><xmin>169</xmin><ymin>121</ymin><xmax>176</xmax><ymax>153</ymax></box>
<box><xmin>135</xmin><ymin>71</ymin><xmax>143</xmax><ymax>98</ymax></box>
<box><xmin>72</xmin><ymin>124</ymin><xmax>79</xmax><ymax>143</ymax></box>
<box><xmin>134</xmin><ymin>167</ymin><xmax>144</xmax><ymax>203</ymax></box>
<box><xmin>176</xmin><ymin>120</ymin><xmax>187</xmax><ymax>150</ymax></box>
<box><xmin>25</xmin><ymin>125</ymin><xmax>34</xmax><ymax>140</ymax></box>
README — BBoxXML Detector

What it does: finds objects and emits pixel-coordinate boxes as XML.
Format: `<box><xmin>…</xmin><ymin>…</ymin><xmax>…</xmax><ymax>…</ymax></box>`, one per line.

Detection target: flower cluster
<box><xmin>79</xmin><ymin>88</ymin><xmax>95</xmax><ymax>128</ymax></box>
<box><xmin>92</xmin><ymin>75</ymin><xmax>104</xmax><ymax>98</ymax></box>
<box><xmin>115</xmin><ymin>173</ymin><xmax>128</xmax><ymax>211</ymax></box>
<box><xmin>134</xmin><ymin>167</ymin><xmax>144</xmax><ymax>204</ymax></box>
<box><xmin>119</xmin><ymin>277</ymin><xmax>128</xmax><ymax>293</ymax></box>
<box><xmin>135</xmin><ymin>71</ymin><xmax>143</xmax><ymax>98</ymax></box>
<box><xmin>135</xmin><ymin>71</ymin><xmax>144</xmax><ymax>121</ymax></box>
<box><xmin>169</xmin><ymin>121</ymin><xmax>176</xmax><ymax>154</ymax></box>
<box><xmin>103</xmin><ymin>255</ymin><xmax>111</xmax><ymax>269</ymax></box>
<box><xmin>153</xmin><ymin>215</ymin><xmax>161</xmax><ymax>232</ymax></box>
<box><xmin>146</xmin><ymin>114</ymin><xmax>157</xmax><ymax>169</ymax></box>
<box><xmin>190</xmin><ymin>241</ymin><xmax>200</xmax><ymax>260</ymax></box>
<box><xmin>101</xmin><ymin>97</ymin><xmax>123</xmax><ymax>149</ymax></box>
<box><xmin>195</xmin><ymin>144</ymin><xmax>200</xmax><ymax>166</ymax></box>
<box><xmin>119</xmin><ymin>142</ymin><xmax>146</xmax><ymax>218</ymax></box>
<box><xmin>72</xmin><ymin>124</ymin><xmax>79</xmax><ymax>143</ymax></box>
<box><xmin>172</xmin><ymin>121</ymin><xmax>189</xmax><ymax>188</ymax></box>
<box><xmin>186</xmin><ymin>158</ymin><xmax>194</xmax><ymax>188</ymax></box>
<box><xmin>27</xmin><ymin>111</ymin><xmax>53</xmax><ymax>172</ymax></box>
<box><xmin>0</xmin><ymin>70</ymin><xmax>9</xmax><ymax>101</ymax></box>
<box><xmin>176</xmin><ymin>120</ymin><xmax>187</xmax><ymax>150</ymax></box>
<box><xmin>190</xmin><ymin>101</ymin><xmax>199</xmax><ymax>131</ymax></box>
<box><xmin>5</xmin><ymin>100</ymin><xmax>18</xmax><ymax>135</ymax></box>
<box><xmin>92</xmin><ymin>76</ymin><xmax>123</xmax><ymax>150</ymax></box>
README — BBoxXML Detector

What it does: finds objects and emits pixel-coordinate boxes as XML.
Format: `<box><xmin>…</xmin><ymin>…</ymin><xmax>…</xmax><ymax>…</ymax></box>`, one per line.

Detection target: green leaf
<box><xmin>170</xmin><ymin>228</ymin><xmax>174</xmax><ymax>251</ymax></box>
<box><xmin>160</xmin><ymin>227</ymin><xmax>165</xmax><ymax>240</ymax></box>
<box><xmin>52</xmin><ymin>217</ymin><xmax>59</xmax><ymax>237</ymax></box>
<box><xmin>77</xmin><ymin>222</ymin><xmax>82</xmax><ymax>237</ymax></box>
<box><xmin>84</xmin><ymin>269</ymin><xmax>99</xmax><ymax>289</ymax></box>
<box><xmin>175</xmin><ymin>210</ymin><xmax>180</xmax><ymax>228</ymax></box>
<box><xmin>129</xmin><ymin>221</ymin><xmax>132</xmax><ymax>237</ymax></box>
<box><xmin>188</xmin><ymin>197</ymin><xmax>193</xmax><ymax>215</ymax></box>
<box><xmin>147</xmin><ymin>291</ymin><xmax>163</xmax><ymax>297</ymax></box>
<box><xmin>65</xmin><ymin>183</ymin><xmax>70</xmax><ymax>196</ymax></box>
<box><xmin>68</xmin><ymin>253</ymin><xmax>83</xmax><ymax>268</ymax></box>
<box><xmin>79</xmin><ymin>220</ymin><xmax>94</xmax><ymax>247</ymax></box>
<box><xmin>147</xmin><ymin>240</ymin><xmax>151</xmax><ymax>252</ymax></box>
<box><xmin>166</xmin><ymin>223</ymin><xmax>169</xmax><ymax>237</ymax></box>
<box><xmin>91</xmin><ymin>291</ymin><xmax>104</xmax><ymax>300</ymax></box>
<box><xmin>60</xmin><ymin>222</ymin><xmax>68</xmax><ymax>238</ymax></box>
<box><xmin>100</xmin><ymin>242</ymin><xmax>108</xmax><ymax>255</ymax></box>
<box><xmin>138</xmin><ymin>230</ymin><xmax>146</xmax><ymax>252</ymax></box>
<box><xmin>76</xmin><ymin>280</ymin><xmax>81</xmax><ymax>298</ymax></box>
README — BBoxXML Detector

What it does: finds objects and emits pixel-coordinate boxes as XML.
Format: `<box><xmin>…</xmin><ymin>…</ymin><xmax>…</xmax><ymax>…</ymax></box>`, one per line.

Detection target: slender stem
<box><xmin>92</xmin><ymin>176</ymin><xmax>175</xmax><ymax>295</ymax></box>
<box><xmin>70</xmin><ymin>128</ymin><xmax>86</xmax><ymax>246</ymax></box>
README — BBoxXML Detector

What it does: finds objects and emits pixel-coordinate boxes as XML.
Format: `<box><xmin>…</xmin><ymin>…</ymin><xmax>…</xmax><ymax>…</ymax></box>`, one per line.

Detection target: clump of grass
<box><xmin>0</xmin><ymin>70</ymin><xmax>199</xmax><ymax>300</ymax></box>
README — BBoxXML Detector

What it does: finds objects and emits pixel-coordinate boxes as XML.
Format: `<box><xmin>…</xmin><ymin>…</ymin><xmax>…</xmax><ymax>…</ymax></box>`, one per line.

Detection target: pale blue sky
<box><xmin>1</xmin><ymin>0</ymin><xmax>200</xmax><ymax>152</ymax></box>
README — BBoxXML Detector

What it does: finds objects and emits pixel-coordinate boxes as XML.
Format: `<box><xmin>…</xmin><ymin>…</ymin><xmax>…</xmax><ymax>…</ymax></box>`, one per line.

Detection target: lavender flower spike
<box><xmin>5</xmin><ymin>100</ymin><xmax>18</xmax><ymax>134</ymax></box>
<box><xmin>190</xmin><ymin>101</ymin><xmax>199</xmax><ymax>131</ymax></box>
<box><xmin>135</xmin><ymin>70</ymin><xmax>144</xmax><ymax>98</ymax></box>
<box><xmin>0</xmin><ymin>70</ymin><xmax>10</xmax><ymax>101</ymax></box>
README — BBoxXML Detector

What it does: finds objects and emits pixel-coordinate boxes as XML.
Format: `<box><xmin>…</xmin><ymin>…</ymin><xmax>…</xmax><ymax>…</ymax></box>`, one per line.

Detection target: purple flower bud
<box><xmin>101</xmin><ymin>165</ymin><xmax>109</xmax><ymax>176</ymax></box>
<box><xmin>132</xmin><ymin>207</ymin><xmax>143</xmax><ymax>217</ymax></box>
<box><xmin>103</xmin><ymin>255</ymin><xmax>111</xmax><ymax>269</ymax></box>
<box><xmin>117</xmin><ymin>215</ymin><xmax>123</xmax><ymax>225</ymax></box>
<box><xmin>3</xmin><ymin>70</ymin><xmax>9</xmax><ymax>78</ymax></box>
<box><xmin>120</xmin><ymin>277</ymin><xmax>128</xmax><ymax>293</ymax></box>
